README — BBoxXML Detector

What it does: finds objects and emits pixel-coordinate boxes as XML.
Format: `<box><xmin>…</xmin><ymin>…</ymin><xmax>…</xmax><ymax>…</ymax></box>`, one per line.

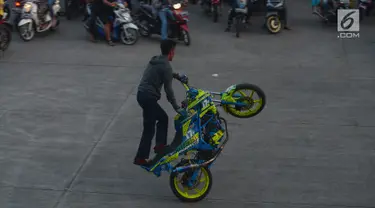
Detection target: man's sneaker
<box><xmin>224</xmin><ymin>27</ymin><xmax>230</xmax><ymax>32</ymax></box>
<box><xmin>133</xmin><ymin>158</ymin><xmax>151</xmax><ymax>166</ymax></box>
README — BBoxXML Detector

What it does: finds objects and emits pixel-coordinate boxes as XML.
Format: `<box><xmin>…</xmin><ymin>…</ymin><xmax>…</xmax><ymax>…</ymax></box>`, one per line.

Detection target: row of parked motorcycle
<box><xmin>1</xmin><ymin>0</ymin><xmax>191</xmax><ymax>46</ymax></box>
<box><xmin>1</xmin><ymin>0</ymin><xmax>374</xmax><ymax>52</ymax></box>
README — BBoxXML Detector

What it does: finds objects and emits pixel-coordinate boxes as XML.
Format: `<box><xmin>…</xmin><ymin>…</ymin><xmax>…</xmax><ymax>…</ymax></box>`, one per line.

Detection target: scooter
<box><xmin>136</xmin><ymin>2</ymin><xmax>191</xmax><ymax>45</ymax></box>
<box><xmin>84</xmin><ymin>1</ymin><xmax>139</xmax><ymax>45</ymax></box>
<box><xmin>17</xmin><ymin>0</ymin><xmax>61</xmax><ymax>41</ymax></box>
<box><xmin>265</xmin><ymin>0</ymin><xmax>286</xmax><ymax>34</ymax></box>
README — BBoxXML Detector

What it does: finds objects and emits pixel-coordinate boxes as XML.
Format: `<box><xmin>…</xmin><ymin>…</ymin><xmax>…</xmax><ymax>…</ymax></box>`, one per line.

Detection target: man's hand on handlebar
<box><xmin>173</xmin><ymin>73</ymin><xmax>188</xmax><ymax>84</ymax></box>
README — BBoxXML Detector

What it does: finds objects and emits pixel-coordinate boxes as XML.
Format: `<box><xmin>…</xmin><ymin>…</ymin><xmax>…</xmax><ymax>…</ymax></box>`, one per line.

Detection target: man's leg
<box><xmin>282</xmin><ymin>6</ymin><xmax>290</xmax><ymax>30</ymax></box>
<box><xmin>135</xmin><ymin>98</ymin><xmax>158</xmax><ymax>163</ymax></box>
<box><xmin>48</xmin><ymin>0</ymin><xmax>55</xmax><ymax>22</ymax></box>
<box><xmin>88</xmin><ymin>9</ymin><xmax>99</xmax><ymax>42</ymax></box>
<box><xmin>158</xmin><ymin>8</ymin><xmax>168</xmax><ymax>40</ymax></box>
<box><xmin>225</xmin><ymin>8</ymin><xmax>236</xmax><ymax>31</ymax></box>
<box><xmin>102</xmin><ymin>14</ymin><xmax>115</xmax><ymax>46</ymax></box>
<box><xmin>153</xmin><ymin>103</ymin><xmax>168</xmax><ymax>151</ymax></box>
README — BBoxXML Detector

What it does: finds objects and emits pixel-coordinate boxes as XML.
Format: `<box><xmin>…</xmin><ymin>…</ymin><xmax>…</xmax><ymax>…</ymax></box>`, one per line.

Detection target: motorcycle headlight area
<box><xmin>23</xmin><ymin>3</ymin><xmax>32</xmax><ymax>12</ymax></box>
<box><xmin>173</xmin><ymin>3</ymin><xmax>181</xmax><ymax>9</ymax></box>
<box><xmin>121</xmin><ymin>13</ymin><xmax>131</xmax><ymax>21</ymax></box>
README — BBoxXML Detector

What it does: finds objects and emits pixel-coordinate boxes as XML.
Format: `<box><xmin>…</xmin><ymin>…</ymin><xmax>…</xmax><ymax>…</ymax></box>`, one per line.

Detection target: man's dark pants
<box><xmin>88</xmin><ymin>5</ymin><xmax>99</xmax><ymax>38</ymax></box>
<box><xmin>136</xmin><ymin>92</ymin><xmax>168</xmax><ymax>159</ymax></box>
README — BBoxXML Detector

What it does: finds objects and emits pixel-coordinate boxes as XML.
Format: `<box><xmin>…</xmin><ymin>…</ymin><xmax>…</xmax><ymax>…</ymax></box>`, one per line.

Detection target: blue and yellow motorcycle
<box><xmin>141</xmin><ymin>75</ymin><xmax>266</xmax><ymax>202</ymax></box>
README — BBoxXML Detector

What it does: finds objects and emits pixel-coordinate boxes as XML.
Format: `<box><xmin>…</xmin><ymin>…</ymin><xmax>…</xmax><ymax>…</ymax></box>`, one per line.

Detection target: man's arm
<box><xmin>102</xmin><ymin>0</ymin><xmax>114</xmax><ymax>7</ymax></box>
<box><xmin>163</xmin><ymin>65</ymin><xmax>180</xmax><ymax>111</ymax></box>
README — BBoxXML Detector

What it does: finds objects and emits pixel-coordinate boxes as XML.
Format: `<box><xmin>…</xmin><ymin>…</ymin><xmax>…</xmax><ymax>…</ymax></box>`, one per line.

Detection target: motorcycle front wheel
<box><xmin>212</xmin><ymin>4</ymin><xmax>219</xmax><ymax>22</ymax></box>
<box><xmin>19</xmin><ymin>23</ymin><xmax>35</xmax><ymax>41</ymax></box>
<box><xmin>120</xmin><ymin>28</ymin><xmax>139</xmax><ymax>45</ymax></box>
<box><xmin>224</xmin><ymin>83</ymin><xmax>266</xmax><ymax>118</ymax></box>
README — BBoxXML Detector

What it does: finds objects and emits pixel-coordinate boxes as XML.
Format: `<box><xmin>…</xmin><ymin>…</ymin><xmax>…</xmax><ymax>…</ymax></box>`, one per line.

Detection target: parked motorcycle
<box><xmin>264</xmin><ymin>0</ymin><xmax>285</xmax><ymax>34</ymax></box>
<box><xmin>0</xmin><ymin>19</ymin><xmax>12</xmax><ymax>53</ymax></box>
<box><xmin>232</xmin><ymin>0</ymin><xmax>248</xmax><ymax>37</ymax></box>
<box><xmin>359</xmin><ymin>0</ymin><xmax>373</xmax><ymax>21</ymax></box>
<box><xmin>201</xmin><ymin>0</ymin><xmax>221</xmax><ymax>22</ymax></box>
<box><xmin>84</xmin><ymin>1</ymin><xmax>139</xmax><ymax>45</ymax></box>
<box><xmin>136</xmin><ymin>2</ymin><xmax>191</xmax><ymax>45</ymax></box>
<box><xmin>17</xmin><ymin>0</ymin><xmax>60</xmax><ymax>41</ymax></box>
<box><xmin>314</xmin><ymin>0</ymin><xmax>350</xmax><ymax>23</ymax></box>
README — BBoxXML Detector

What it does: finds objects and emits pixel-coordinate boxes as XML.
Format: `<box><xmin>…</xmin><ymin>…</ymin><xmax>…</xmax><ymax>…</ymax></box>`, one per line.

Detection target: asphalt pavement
<box><xmin>1</xmin><ymin>1</ymin><xmax>375</xmax><ymax>207</ymax></box>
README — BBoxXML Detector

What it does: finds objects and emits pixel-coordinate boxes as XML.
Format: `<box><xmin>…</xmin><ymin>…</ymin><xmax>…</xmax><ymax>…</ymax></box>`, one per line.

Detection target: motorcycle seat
<box><xmin>140</xmin><ymin>4</ymin><xmax>157</xmax><ymax>18</ymax></box>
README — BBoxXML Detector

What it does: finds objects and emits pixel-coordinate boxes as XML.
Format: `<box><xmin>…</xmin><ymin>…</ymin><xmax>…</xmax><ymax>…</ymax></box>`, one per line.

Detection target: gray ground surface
<box><xmin>1</xmin><ymin>1</ymin><xmax>375</xmax><ymax>207</ymax></box>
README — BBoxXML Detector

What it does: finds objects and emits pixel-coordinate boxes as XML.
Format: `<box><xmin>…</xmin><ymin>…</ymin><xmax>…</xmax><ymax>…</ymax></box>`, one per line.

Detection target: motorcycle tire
<box><xmin>265</xmin><ymin>14</ymin><xmax>282</xmax><ymax>34</ymax></box>
<box><xmin>169</xmin><ymin>161</ymin><xmax>213</xmax><ymax>202</ymax></box>
<box><xmin>120</xmin><ymin>28</ymin><xmax>139</xmax><ymax>45</ymax></box>
<box><xmin>138</xmin><ymin>20</ymin><xmax>151</xmax><ymax>37</ymax></box>
<box><xmin>18</xmin><ymin>23</ymin><xmax>35</xmax><ymax>42</ymax></box>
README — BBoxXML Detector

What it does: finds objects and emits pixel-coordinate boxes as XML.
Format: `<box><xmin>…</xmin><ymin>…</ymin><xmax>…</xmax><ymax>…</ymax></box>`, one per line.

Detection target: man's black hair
<box><xmin>160</xmin><ymin>40</ymin><xmax>177</xmax><ymax>55</ymax></box>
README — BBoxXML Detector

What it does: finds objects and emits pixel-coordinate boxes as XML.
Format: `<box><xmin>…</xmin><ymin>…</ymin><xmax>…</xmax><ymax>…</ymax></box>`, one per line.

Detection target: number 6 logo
<box><xmin>340</xmin><ymin>11</ymin><xmax>355</xmax><ymax>30</ymax></box>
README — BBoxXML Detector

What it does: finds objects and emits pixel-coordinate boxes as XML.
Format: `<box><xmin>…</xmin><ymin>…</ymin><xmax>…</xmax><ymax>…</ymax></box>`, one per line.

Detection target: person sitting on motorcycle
<box><xmin>47</xmin><ymin>0</ymin><xmax>57</xmax><ymax>24</ymax></box>
<box><xmin>224</xmin><ymin>0</ymin><xmax>252</xmax><ymax>32</ymax></box>
<box><xmin>88</xmin><ymin>0</ymin><xmax>116</xmax><ymax>45</ymax></box>
<box><xmin>312</xmin><ymin>0</ymin><xmax>329</xmax><ymax>15</ymax></box>
<box><xmin>158</xmin><ymin>0</ymin><xmax>175</xmax><ymax>40</ymax></box>
<box><xmin>134</xmin><ymin>39</ymin><xmax>187</xmax><ymax>167</ymax></box>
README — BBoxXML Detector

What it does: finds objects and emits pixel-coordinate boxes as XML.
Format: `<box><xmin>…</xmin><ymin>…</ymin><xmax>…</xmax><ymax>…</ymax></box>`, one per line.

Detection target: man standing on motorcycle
<box><xmin>134</xmin><ymin>40</ymin><xmax>187</xmax><ymax>166</ymax></box>
<box><xmin>88</xmin><ymin>0</ymin><xmax>116</xmax><ymax>45</ymax></box>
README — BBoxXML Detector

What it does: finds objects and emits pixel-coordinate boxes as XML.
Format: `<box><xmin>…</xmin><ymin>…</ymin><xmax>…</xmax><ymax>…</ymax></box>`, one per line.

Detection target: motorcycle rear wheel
<box><xmin>170</xmin><ymin>161</ymin><xmax>212</xmax><ymax>202</ymax></box>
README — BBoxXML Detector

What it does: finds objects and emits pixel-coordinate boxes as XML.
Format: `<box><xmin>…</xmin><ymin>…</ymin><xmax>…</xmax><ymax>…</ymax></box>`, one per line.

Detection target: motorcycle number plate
<box><xmin>21</xmin><ymin>14</ymin><xmax>32</xmax><ymax>18</ymax></box>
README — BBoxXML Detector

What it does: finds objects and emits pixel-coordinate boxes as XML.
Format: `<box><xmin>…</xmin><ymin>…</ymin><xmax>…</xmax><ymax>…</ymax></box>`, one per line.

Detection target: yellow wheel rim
<box><xmin>267</xmin><ymin>16</ymin><xmax>281</xmax><ymax>33</ymax></box>
<box><xmin>173</xmin><ymin>168</ymin><xmax>210</xmax><ymax>199</ymax></box>
<box><xmin>228</xmin><ymin>89</ymin><xmax>263</xmax><ymax>117</ymax></box>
